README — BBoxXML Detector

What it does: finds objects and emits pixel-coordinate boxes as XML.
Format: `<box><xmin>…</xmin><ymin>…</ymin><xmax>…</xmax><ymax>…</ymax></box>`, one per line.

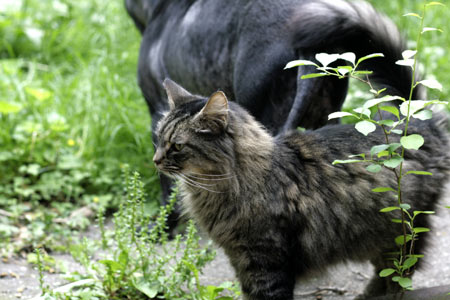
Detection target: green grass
<box><xmin>369</xmin><ymin>0</ymin><xmax>449</xmax><ymax>102</ymax></box>
<box><xmin>0</xmin><ymin>0</ymin><xmax>158</xmax><ymax>255</ymax></box>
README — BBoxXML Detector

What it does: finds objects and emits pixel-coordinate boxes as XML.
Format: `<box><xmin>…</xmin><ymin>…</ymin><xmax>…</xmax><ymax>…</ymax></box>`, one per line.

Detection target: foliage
<box><xmin>0</xmin><ymin>0</ymin><xmax>159</xmax><ymax>256</ymax></box>
<box><xmin>344</xmin><ymin>0</ymin><xmax>450</xmax><ymax>113</ymax></box>
<box><xmin>31</xmin><ymin>168</ymin><xmax>240</xmax><ymax>300</ymax></box>
<box><xmin>286</xmin><ymin>0</ymin><xmax>448</xmax><ymax>292</ymax></box>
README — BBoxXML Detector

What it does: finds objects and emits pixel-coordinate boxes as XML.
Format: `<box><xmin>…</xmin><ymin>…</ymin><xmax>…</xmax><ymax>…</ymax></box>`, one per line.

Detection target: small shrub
<box><xmin>32</xmin><ymin>167</ymin><xmax>240</xmax><ymax>300</ymax></box>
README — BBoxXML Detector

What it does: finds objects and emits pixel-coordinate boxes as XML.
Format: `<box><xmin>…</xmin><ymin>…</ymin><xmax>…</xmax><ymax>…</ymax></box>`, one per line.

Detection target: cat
<box><xmin>125</xmin><ymin>0</ymin><xmax>425</xmax><ymax>229</ymax></box>
<box><xmin>153</xmin><ymin>79</ymin><xmax>449</xmax><ymax>300</ymax></box>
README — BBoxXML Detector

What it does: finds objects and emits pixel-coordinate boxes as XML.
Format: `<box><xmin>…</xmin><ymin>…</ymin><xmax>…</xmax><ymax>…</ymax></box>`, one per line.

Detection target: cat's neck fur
<box><xmin>180</xmin><ymin>105</ymin><xmax>275</xmax><ymax>230</ymax></box>
<box><xmin>228</xmin><ymin>107</ymin><xmax>274</xmax><ymax>191</ymax></box>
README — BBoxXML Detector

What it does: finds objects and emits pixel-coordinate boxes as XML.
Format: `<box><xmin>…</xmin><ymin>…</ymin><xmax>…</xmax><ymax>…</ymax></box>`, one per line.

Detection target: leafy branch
<box><xmin>285</xmin><ymin>0</ymin><xmax>447</xmax><ymax>291</ymax></box>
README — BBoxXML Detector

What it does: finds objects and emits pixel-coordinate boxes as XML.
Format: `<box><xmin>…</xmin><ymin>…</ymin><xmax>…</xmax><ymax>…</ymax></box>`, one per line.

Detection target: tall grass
<box><xmin>0</xmin><ymin>0</ymin><xmax>159</xmax><ymax>255</ymax></box>
<box><xmin>0</xmin><ymin>0</ymin><xmax>158</xmax><ymax>197</ymax></box>
<box><xmin>369</xmin><ymin>0</ymin><xmax>449</xmax><ymax>102</ymax></box>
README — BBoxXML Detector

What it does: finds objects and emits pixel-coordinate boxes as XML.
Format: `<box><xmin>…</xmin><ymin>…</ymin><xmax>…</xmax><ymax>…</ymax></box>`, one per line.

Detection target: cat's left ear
<box><xmin>196</xmin><ymin>91</ymin><xmax>229</xmax><ymax>132</ymax></box>
<box><xmin>163</xmin><ymin>78</ymin><xmax>194</xmax><ymax>110</ymax></box>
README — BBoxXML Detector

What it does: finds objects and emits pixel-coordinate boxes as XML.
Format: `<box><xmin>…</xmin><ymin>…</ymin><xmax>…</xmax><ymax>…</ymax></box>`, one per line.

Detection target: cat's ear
<box><xmin>163</xmin><ymin>78</ymin><xmax>193</xmax><ymax>110</ymax></box>
<box><xmin>195</xmin><ymin>91</ymin><xmax>229</xmax><ymax>132</ymax></box>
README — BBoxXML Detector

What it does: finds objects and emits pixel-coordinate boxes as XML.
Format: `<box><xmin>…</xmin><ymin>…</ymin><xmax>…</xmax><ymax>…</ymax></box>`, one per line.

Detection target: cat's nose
<box><xmin>153</xmin><ymin>148</ymin><xmax>164</xmax><ymax>166</ymax></box>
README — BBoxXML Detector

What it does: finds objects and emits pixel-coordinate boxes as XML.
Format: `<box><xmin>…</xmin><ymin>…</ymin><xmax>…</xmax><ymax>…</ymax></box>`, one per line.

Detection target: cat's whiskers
<box><xmin>184</xmin><ymin>173</ymin><xmax>234</xmax><ymax>182</ymax></box>
<box><xmin>185</xmin><ymin>171</ymin><xmax>234</xmax><ymax>178</ymax></box>
<box><xmin>175</xmin><ymin>174</ymin><xmax>223</xmax><ymax>194</ymax></box>
<box><xmin>177</xmin><ymin>173</ymin><xmax>217</xmax><ymax>187</ymax></box>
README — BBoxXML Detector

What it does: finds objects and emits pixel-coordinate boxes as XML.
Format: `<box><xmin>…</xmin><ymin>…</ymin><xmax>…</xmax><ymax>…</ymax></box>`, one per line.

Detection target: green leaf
<box><xmin>401</xmin><ymin>134</ymin><xmax>424</xmax><ymax>150</ymax></box>
<box><xmin>132</xmin><ymin>279</ymin><xmax>159</xmax><ymax>298</ymax></box>
<box><xmin>377</xmin><ymin>151</ymin><xmax>390</xmax><ymax>158</ymax></box>
<box><xmin>26</xmin><ymin>164</ymin><xmax>41</xmax><ymax>176</ymax></box>
<box><xmin>99</xmin><ymin>260</ymin><xmax>122</xmax><ymax>272</ymax></box>
<box><xmin>402</xmin><ymin>50</ymin><xmax>417</xmax><ymax>60</ymax></box>
<box><xmin>400</xmin><ymin>203</ymin><xmax>411</xmax><ymax>210</ymax></box>
<box><xmin>412</xmin><ymin>109</ymin><xmax>433</xmax><ymax>120</ymax></box>
<box><xmin>426</xmin><ymin>1</ymin><xmax>446</xmax><ymax>7</ymax></box>
<box><xmin>337</xmin><ymin>66</ymin><xmax>351</xmax><ymax>75</ymax></box>
<box><xmin>379</xmin><ymin>268</ymin><xmax>396</xmax><ymax>277</ymax></box>
<box><xmin>380</xmin><ymin>206</ymin><xmax>400</xmax><ymax>212</ymax></box>
<box><xmin>398</xmin><ymin>277</ymin><xmax>413</xmax><ymax>289</ymax></box>
<box><xmin>363</xmin><ymin>96</ymin><xmax>403</xmax><ymax>110</ymax></box>
<box><xmin>413</xmin><ymin>210</ymin><xmax>435</xmax><ymax>217</ymax></box>
<box><xmin>380</xmin><ymin>106</ymin><xmax>400</xmax><ymax>120</ymax></box>
<box><xmin>395</xmin><ymin>235</ymin><xmax>412</xmax><ymax>246</ymax></box>
<box><xmin>388</xmin><ymin>143</ymin><xmax>402</xmax><ymax>152</ymax></box>
<box><xmin>391</xmin><ymin>218</ymin><xmax>404</xmax><ymax>224</ymax></box>
<box><xmin>403</xmin><ymin>13</ymin><xmax>422</xmax><ymax>19</ymax></box>
<box><xmin>413</xmin><ymin>227</ymin><xmax>430</xmax><ymax>234</ymax></box>
<box><xmin>355</xmin><ymin>120</ymin><xmax>376</xmax><ymax>136</ymax></box>
<box><xmin>374</xmin><ymin>188</ymin><xmax>397</xmax><ymax>194</ymax></box>
<box><xmin>422</xmin><ymin>27</ymin><xmax>443</xmax><ymax>34</ymax></box>
<box><xmin>301</xmin><ymin>73</ymin><xmax>329</xmax><ymax>79</ymax></box>
<box><xmin>378</xmin><ymin>119</ymin><xmax>395</xmax><ymax>126</ymax></box>
<box><xmin>118</xmin><ymin>250</ymin><xmax>129</xmax><ymax>267</ymax></box>
<box><xmin>332</xmin><ymin>159</ymin><xmax>363</xmax><ymax>165</ymax></box>
<box><xmin>353</xmin><ymin>107</ymin><xmax>371</xmax><ymax>118</ymax></box>
<box><xmin>356</xmin><ymin>53</ymin><xmax>384</xmax><ymax>65</ymax></box>
<box><xmin>366</xmin><ymin>164</ymin><xmax>382</xmax><ymax>173</ymax></box>
<box><xmin>315</xmin><ymin>53</ymin><xmax>340</xmax><ymax>67</ymax></box>
<box><xmin>396</xmin><ymin>59</ymin><xmax>414</xmax><ymax>67</ymax></box>
<box><xmin>353</xmin><ymin>70</ymin><xmax>373</xmax><ymax>75</ymax></box>
<box><xmin>400</xmin><ymin>100</ymin><xmax>428</xmax><ymax>116</ymax></box>
<box><xmin>349</xmin><ymin>153</ymin><xmax>366</xmax><ymax>159</ymax></box>
<box><xmin>328</xmin><ymin>111</ymin><xmax>356</xmax><ymax>120</ymax></box>
<box><xmin>25</xmin><ymin>87</ymin><xmax>52</xmax><ymax>101</ymax></box>
<box><xmin>339</xmin><ymin>52</ymin><xmax>356</xmax><ymax>65</ymax></box>
<box><xmin>284</xmin><ymin>60</ymin><xmax>318</xmax><ymax>69</ymax></box>
<box><xmin>0</xmin><ymin>101</ymin><xmax>23</xmax><ymax>114</ymax></box>
<box><xmin>383</xmin><ymin>157</ymin><xmax>404</xmax><ymax>168</ymax></box>
<box><xmin>205</xmin><ymin>285</ymin><xmax>224</xmax><ymax>298</ymax></box>
<box><xmin>418</xmin><ymin>79</ymin><xmax>442</xmax><ymax>91</ymax></box>
<box><xmin>404</xmin><ymin>170</ymin><xmax>433</xmax><ymax>176</ymax></box>
<box><xmin>392</xmin><ymin>276</ymin><xmax>401</xmax><ymax>282</ymax></box>
<box><xmin>424</xmin><ymin>100</ymin><xmax>448</xmax><ymax>106</ymax></box>
<box><xmin>370</xmin><ymin>144</ymin><xmax>389</xmax><ymax>156</ymax></box>
<box><xmin>391</xmin><ymin>129</ymin><xmax>403</xmax><ymax>135</ymax></box>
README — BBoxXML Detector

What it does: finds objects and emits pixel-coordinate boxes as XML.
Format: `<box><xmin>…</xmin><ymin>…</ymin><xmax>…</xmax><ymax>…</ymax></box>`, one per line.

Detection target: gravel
<box><xmin>1</xmin><ymin>185</ymin><xmax>449</xmax><ymax>300</ymax></box>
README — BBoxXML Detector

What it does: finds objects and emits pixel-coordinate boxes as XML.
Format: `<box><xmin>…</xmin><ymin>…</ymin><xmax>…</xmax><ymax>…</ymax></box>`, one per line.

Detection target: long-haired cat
<box><xmin>153</xmin><ymin>79</ymin><xmax>450</xmax><ymax>300</ymax></box>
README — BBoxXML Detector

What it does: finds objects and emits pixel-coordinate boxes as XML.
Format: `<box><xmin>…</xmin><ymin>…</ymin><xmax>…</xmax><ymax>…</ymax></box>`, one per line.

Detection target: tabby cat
<box><xmin>153</xmin><ymin>79</ymin><xmax>450</xmax><ymax>300</ymax></box>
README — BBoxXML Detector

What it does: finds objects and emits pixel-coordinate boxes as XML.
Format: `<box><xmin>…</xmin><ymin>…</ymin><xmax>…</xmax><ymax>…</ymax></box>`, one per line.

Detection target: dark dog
<box><xmin>125</xmin><ymin>0</ymin><xmax>423</xmax><ymax>230</ymax></box>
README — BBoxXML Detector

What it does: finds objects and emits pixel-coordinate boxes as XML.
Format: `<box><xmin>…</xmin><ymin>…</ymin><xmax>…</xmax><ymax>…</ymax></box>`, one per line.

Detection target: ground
<box><xmin>1</xmin><ymin>185</ymin><xmax>449</xmax><ymax>300</ymax></box>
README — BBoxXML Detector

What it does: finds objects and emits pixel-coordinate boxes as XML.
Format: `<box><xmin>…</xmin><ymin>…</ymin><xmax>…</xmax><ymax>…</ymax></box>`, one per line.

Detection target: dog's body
<box><xmin>125</xmin><ymin>0</ymin><xmax>423</xmax><ymax>221</ymax></box>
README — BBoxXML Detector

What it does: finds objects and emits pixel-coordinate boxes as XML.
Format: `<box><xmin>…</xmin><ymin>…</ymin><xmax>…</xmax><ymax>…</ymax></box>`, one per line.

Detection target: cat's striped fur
<box><xmin>153</xmin><ymin>79</ymin><xmax>450</xmax><ymax>300</ymax></box>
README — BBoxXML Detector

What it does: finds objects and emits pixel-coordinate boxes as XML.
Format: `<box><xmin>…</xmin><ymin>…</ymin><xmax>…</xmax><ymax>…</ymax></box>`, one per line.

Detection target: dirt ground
<box><xmin>1</xmin><ymin>185</ymin><xmax>449</xmax><ymax>300</ymax></box>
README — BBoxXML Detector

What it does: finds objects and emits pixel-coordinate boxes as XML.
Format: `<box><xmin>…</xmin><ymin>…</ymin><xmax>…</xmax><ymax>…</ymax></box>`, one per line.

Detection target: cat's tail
<box><xmin>291</xmin><ymin>0</ymin><xmax>425</xmax><ymax>100</ymax></box>
<box><xmin>124</xmin><ymin>0</ymin><xmax>153</xmax><ymax>33</ymax></box>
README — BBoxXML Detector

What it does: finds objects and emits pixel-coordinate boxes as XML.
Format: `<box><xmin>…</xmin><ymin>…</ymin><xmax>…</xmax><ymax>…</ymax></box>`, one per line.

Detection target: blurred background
<box><xmin>0</xmin><ymin>0</ymin><xmax>448</xmax><ymax>256</ymax></box>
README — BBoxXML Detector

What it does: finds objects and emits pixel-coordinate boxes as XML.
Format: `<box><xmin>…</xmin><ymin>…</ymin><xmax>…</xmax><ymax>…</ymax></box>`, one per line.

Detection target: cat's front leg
<box><xmin>226</xmin><ymin>247</ymin><xmax>296</xmax><ymax>300</ymax></box>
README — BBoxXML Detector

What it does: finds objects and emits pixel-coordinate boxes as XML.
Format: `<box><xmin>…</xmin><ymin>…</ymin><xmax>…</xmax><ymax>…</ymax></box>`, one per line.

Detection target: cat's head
<box><xmin>153</xmin><ymin>79</ymin><xmax>235</xmax><ymax>182</ymax></box>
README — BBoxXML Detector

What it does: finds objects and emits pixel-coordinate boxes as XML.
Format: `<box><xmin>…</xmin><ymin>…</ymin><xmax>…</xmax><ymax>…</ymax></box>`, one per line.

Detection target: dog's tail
<box><xmin>292</xmin><ymin>0</ymin><xmax>425</xmax><ymax>100</ymax></box>
<box><xmin>124</xmin><ymin>0</ymin><xmax>153</xmax><ymax>33</ymax></box>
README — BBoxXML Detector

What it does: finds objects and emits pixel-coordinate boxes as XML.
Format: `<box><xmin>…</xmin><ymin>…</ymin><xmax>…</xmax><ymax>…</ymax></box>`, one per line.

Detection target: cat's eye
<box><xmin>173</xmin><ymin>143</ymin><xmax>184</xmax><ymax>151</ymax></box>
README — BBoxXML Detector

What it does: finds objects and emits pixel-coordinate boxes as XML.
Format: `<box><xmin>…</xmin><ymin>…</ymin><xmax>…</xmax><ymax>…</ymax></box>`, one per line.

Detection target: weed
<box><xmin>31</xmin><ymin>168</ymin><xmax>240</xmax><ymax>300</ymax></box>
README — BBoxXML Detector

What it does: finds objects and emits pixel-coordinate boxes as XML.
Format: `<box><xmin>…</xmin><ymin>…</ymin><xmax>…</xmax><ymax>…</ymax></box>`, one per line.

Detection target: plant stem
<box><xmin>397</xmin><ymin>2</ymin><xmax>427</xmax><ymax>274</ymax></box>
